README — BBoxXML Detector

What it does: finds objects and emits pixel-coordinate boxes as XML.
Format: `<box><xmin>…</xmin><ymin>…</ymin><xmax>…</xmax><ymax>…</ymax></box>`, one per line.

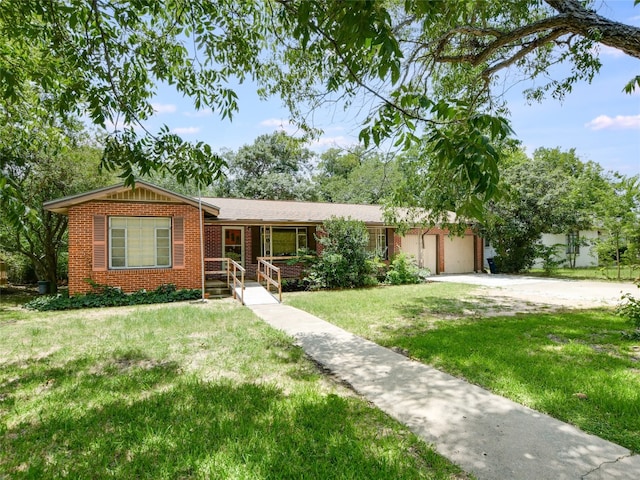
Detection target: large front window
<box><xmin>367</xmin><ymin>227</ymin><xmax>388</xmax><ymax>259</ymax></box>
<box><xmin>109</xmin><ymin>217</ymin><xmax>171</xmax><ymax>268</ymax></box>
<box><xmin>262</xmin><ymin>226</ymin><xmax>307</xmax><ymax>257</ymax></box>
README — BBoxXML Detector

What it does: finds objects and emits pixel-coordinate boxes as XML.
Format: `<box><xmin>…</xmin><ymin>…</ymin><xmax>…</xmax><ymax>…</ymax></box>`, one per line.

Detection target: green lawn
<box><xmin>527</xmin><ymin>266</ymin><xmax>639</xmax><ymax>281</ymax></box>
<box><xmin>286</xmin><ymin>283</ymin><xmax>640</xmax><ymax>452</ymax></box>
<box><xmin>0</xmin><ymin>300</ymin><xmax>467</xmax><ymax>479</ymax></box>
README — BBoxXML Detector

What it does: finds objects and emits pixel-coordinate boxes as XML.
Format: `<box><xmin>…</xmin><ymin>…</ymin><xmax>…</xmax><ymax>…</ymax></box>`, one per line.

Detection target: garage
<box><xmin>444</xmin><ymin>235</ymin><xmax>475</xmax><ymax>273</ymax></box>
<box><xmin>401</xmin><ymin>233</ymin><xmax>437</xmax><ymax>274</ymax></box>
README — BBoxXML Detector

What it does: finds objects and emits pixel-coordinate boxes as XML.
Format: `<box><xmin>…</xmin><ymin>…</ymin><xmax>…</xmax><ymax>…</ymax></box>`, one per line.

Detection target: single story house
<box><xmin>44</xmin><ymin>180</ymin><xmax>484</xmax><ymax>295</ymax></box>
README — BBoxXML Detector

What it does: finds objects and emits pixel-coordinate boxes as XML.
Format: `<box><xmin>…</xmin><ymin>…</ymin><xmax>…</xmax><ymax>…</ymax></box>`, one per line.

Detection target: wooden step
<box><xmin>205</xmin><ymin>280</ymin><xmax>231</xmax><ymax>298</ymax></box>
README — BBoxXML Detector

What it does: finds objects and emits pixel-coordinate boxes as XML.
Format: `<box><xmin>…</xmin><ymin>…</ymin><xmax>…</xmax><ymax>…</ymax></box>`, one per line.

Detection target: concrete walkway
<box><xmin>233</xmin><ymin>281</ymin><xmax>279</xmax><ymax>306</ymax></box>
<box><xmin>248</xmin><ymin>302</ymin><xmax>639</xmax><ymax>480</ymax></box>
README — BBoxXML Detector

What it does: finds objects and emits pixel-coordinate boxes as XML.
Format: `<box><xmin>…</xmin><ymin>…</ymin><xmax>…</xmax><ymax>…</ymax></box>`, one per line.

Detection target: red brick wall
<box><xmin>67</xmin><ymin>201</ymin><xmax>202</xmax><ymax>294</ymax></box>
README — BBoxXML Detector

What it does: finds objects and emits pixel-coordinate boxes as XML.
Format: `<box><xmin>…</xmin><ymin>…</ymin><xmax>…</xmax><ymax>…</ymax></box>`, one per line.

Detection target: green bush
<box><xmin>617</xmin><ymin>282</ymin><xmax>640</xmax><ymax>331</ymax></box>
<box><xmin>24</xmin><ymin>283</ymin><xmax>202</xmax><ymax>311</ymax></box>
<box><xmin>385</xmin><ymin>253</ymin><xmax>429</xmax><ymax>285</ymax></box>
<box><xmin>305</xmin><ymin>217</ymin><xmax>377</xmax><ymax>289</ymax></box>
<box><xmin>535</xmin><ymin>243</ymin><xmax>565</xmax><ymax>276</ymax></box>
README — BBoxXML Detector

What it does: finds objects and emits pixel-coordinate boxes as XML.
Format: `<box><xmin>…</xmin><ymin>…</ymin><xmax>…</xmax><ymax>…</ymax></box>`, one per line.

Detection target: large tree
<box><xmin>0</xmin><ymin>143</ymin><xmax>116</xmax><ymax>292</ymax></box>
<box><xmin>315</xmin><ymin>147</ymin><xmax>401</xmax><ymax>204</ymax></box>
<box><xmin>272</xmin><ymin>0</ymin><xmax>640</xmax><ymax>220</ymax></box>
<box><xmin>594</xmin><ymin>175</ymin><xmax>640</xmax><ymax>279</ymax></box>
<box><xmin>222</xmin><ymin>131</ymin><xmax>317</xmax><ymax>200</ymax></box>
<box><xmin>480</xmin><ymin>147</ymin><xmax>610</xmax><ymax>273</ymax></box>
<box><xmin>1</xmin><ymin>1</ymin><xmax>638</xmax><ymax>219</ymax></box>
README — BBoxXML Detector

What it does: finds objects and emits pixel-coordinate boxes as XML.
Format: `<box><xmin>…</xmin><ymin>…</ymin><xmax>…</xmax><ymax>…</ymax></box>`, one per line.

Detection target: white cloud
<box><xmin>171</xmin><ymin>126</ymin><xmax>201</xmax><ymax>135</ymax></box>
<box><xmin>260</xmin><ymin>118</ymin><xmax>291</xmax><ymax>128</ymax></box>
<box><xmin>307</xmin><ymin>135</ymin><xmax>354</xmax><ymax>150</ymax></box>
<box><xmin>184</xmin><ymin>108</ymin><xmax>213</xmax><ymax>118</ymax></box>
<box><xmin>585</xmin><ymin>114</ymin><xmax>640</xmax><ymax>130</ymax></box>
<box><xmin>259</xmin><ymin>118</ymin><xmax>300</xmax><ymax>135</ymax></box>
<box><xmin>593</xmin><ymin>44</ymin><xmax>626</xmax><ymax>59</ymax></box>
<box><xmin>152</xmin><ymin>103</ymin><xmax>177</xmax><ymax>114</ymax></box>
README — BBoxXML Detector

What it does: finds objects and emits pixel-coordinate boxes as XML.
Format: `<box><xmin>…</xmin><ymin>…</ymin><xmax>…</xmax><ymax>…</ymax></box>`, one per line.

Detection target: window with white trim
<box><xmin>367</xmin><ymin>227</ymin><xmax>388</xmax><ymax>259</ymax></box>
<box><xmin>109</xmin><ymin>217</ymin><xmax>172</xmax><ymax>268</ymax></box>
<box><xmin>261</xmin><ymin>226</ymin><xmax>307</xmax><ymax>257</ymax></box>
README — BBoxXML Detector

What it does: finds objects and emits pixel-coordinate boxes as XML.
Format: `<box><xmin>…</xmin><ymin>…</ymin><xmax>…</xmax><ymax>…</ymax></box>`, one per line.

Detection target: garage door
<box><xmin>401</xmin><ymin>234</ymin><xmax>437</xmax><ymax>274</ymax></box>
<box><xmin>444</xmin><ymin>235</ymin><xmax>475</xmax><ymax>273</ymax></box>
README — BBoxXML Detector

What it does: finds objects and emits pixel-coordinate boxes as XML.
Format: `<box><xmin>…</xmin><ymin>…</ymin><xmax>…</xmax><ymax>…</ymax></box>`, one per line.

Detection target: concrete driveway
<box><xmin>429</xmin><ymin>274</ymin><xmax>638</xmax><ymax>311</ymax></box>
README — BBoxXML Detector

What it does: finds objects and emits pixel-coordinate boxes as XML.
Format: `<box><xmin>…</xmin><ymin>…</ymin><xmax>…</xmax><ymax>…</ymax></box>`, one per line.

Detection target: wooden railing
<box><xmin>204</xmin><ymin>257</ymin><xmax>246</xmax><ymax>305</ymax></box>
<box><xmin>257</xmin><ymin>257</ymin><xmax>282</xmax><ymax>303</ymax></box>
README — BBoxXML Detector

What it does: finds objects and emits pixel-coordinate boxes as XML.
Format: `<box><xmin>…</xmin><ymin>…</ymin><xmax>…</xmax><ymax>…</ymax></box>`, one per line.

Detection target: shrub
<box><xmin>305</xmin><ymin>217</ymin><xmax>377</xmax><ymax>289</ymax></box>
<box><xmin>24</xmin><ymin>283</ymin><xmax>202</xmax><ymax>311</ymax></box>
<box><xmin>385</xmin><ymin>253</ymin><xmax>429</xmax><ymax>285</ymax></box>
<box><xmin>535</xmin><ymin>243</ymin><xmax>565</xmax><ymax>276</ymax></box>
<box><xmin>617</xmin><ymin>282</ymin><xmax>640</xmax><ymax>331</ymax></box>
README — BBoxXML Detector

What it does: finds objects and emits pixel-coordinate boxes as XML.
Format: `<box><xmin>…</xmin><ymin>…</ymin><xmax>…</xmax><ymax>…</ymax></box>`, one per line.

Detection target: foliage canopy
<box><xmin>1</xmin><ymin>0</ymin><xmax>638</xmax><ymax>220</ymax></box>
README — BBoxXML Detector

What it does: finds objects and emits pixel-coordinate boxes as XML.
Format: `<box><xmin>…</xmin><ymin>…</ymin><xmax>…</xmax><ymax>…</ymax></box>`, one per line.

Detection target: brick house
<box><xmin>44</xmin><ymin>181</ymin><xmax>483</xmax><ymax>295</ymax></box>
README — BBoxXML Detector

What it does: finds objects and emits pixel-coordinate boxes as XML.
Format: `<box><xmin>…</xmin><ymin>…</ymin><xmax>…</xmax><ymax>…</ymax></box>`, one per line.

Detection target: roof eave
<box><xmin>43</xmin><ymin>180</ymin><xmax>220</xmax><ymax>216</ymax></box>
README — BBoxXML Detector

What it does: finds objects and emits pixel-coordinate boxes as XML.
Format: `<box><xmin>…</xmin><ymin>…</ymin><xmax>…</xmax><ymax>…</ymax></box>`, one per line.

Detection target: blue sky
<box><xmin>140</xmin><ymin>1</ymin><xmax>640</xmax><ymax>177</ymax></box>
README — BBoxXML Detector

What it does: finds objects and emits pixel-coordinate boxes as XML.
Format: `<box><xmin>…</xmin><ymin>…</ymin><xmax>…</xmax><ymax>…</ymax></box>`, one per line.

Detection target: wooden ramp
<box><xmin>234</xmin><ymin>281</ymin><xmax>280</xmax><ymax>306</ymax></box>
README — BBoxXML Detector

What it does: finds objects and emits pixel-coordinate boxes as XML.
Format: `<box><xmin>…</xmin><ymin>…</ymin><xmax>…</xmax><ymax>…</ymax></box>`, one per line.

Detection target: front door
<box><xmin>223</xmin><ymin>227</ymin><xmax>244</xmax><ymax>265</ymax></box>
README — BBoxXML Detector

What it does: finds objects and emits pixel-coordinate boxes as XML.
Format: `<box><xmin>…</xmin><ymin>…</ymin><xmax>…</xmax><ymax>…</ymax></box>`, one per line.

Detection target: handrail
<box><xmin>203</xmin><ymin>257</ymin><xmax>246</xmax><ymax>305</ymax></box>
<box><xmin>256</xmin><ymin>257</ymin><xmax>282</xmax><ymax>303</ymax></box>
<box><xmin>203</xmin><ymin>257</ymin><xmax>229</xmax><ymax>277</ymax></box>
<box><xmin>227</xmin><ymin>258</ymin><xmax>246</xmax><ymax>305</ymax></box>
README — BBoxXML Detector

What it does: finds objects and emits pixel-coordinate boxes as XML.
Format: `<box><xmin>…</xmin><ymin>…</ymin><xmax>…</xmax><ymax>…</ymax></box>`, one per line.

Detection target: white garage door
<box><xmin>401</xmin><ymin>234</ymin><xmax>437</xmax><ymax>274</ymax></box>
<box><xmin>444</xmin><ymin>235</ymin><xmax>475</xmax><ymax>273</ymax></box>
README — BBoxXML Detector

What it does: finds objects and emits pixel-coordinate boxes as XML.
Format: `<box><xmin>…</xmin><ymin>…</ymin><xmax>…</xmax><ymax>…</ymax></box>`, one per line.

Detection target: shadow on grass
<box><xmin>1</xmin><ymin>350</ymin><xmax>452</xmax><ymax>479</ymax></box>
<box><xmin>383</xmin><ymin>310</ymin><xmax>640</xmax><ymax>452</ymax></box>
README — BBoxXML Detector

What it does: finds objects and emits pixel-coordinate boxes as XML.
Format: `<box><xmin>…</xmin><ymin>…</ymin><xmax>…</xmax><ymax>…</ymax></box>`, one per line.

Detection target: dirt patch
<box><xmin>469</xmin><ymin>285</ymin><xmax>625</xmax><ymax>314</ymax></box>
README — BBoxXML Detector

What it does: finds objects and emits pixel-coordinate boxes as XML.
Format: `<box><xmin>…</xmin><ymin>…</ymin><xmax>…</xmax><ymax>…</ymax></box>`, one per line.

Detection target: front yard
<box><xmin>286</xmin><ymin>283</ymin><xmax>640</xmax><ymax>452</ymax></box>
<box><xmin>0</xmin><ymin>299</ymin><xmax>467</xmax><ymax>479</ymax></box>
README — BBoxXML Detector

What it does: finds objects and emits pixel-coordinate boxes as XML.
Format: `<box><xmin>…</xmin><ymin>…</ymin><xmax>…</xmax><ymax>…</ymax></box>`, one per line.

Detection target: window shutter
<box><xmin>93</xmin><ymin>215</ymin><xmax>107</xmax><ymax>271</ymax></box>
<box><xmin>173</xmin><ymin>217</ymin><xmax>185</xmax><ymax>268</ymax></box>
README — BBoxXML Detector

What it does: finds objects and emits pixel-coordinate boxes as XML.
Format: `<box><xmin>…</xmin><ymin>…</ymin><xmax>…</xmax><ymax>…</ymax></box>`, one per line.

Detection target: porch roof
<box><xmin>201</xmin><ymin>197</ymin><xmax>389</xmax><ymax>225</ymax></box>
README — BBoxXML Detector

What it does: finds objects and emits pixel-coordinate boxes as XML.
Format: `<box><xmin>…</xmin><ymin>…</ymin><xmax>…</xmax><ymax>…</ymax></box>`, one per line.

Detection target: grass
<box><xmin>285</xmin><ymin>283</ymin><xmax>640</xmax><ymax>452</ymax></box>
<box><xmin>527</xmin><ymin>266</ymin><xmax>639</xmax><ymax>281</ymax></box>
<box><xmin>0</xmin><ymin>299</ymin><xmax>468</xmax><ymax>479</ymax></box>
<box><xmin>0</xmin><ymin>289</ymin><xmax>38</xmax><ymax>322</ymax></box>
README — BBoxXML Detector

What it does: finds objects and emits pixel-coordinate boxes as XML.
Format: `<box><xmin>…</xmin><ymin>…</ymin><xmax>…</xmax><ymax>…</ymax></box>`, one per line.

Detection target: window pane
<box><xmin>109</xmin><ymin>217</ymin><xmax>172</xmax><ymax>268</ymax></box>
<box><xmin>272</xmin><ymin>229</ymin><xmax>297</xmax><ymax>256</ymax></box>
<box><xmin>111</xmin><ymin>257</ymin><xmax>125</xmax><ymax>268</ymax></box>
<box><xmin>298</xmin><ymin>231</ymin><xmax>307</xmax><ymax>250</ymax></box>
<box><xmin>367</xmin><ymin>228</ymin><xmax>388</xmax><ymax>259</ymax></box>
<box><xmin>156</xmin><ymin>228</ymin><xmax>171</xmax><ymax>267</ymax></box>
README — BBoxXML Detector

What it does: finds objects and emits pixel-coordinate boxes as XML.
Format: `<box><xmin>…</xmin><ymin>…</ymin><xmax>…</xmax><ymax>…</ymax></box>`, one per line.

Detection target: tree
<box><xmin>1</xmin><ymin>1</ymin><xmax>639</xmax><ymax>219</ymax></box>
<box><xmin>223</xmin><ymin>131</ymin><xmax>317</xmax><ymax>200</ymax></box>
<box><xmin>595</xmin><ymin>176</ymin><xmax>640</xmax><ymax>280</ymax></box>
<box><xmin>315</xmin><ymin>147</ymin><xmax>401</xmax><ymax>204</ymax></box>
<box><xmin>305</xmin><ymin>217</ymin><xmax>376</xmax><ymax>289</ymax></box>
<box><xmin>0</xmin><ymin>143</ymin><xmax>116</xmax><ymax>292</ymax></box>
<box><xmin>271</xmin><ymin>0</ymin><xmax>640</xmax><ymax>219</ymax></box>
<box><xmin>480</xmin><ymin>147</ymin><xmax>608</xmax><ymax>272</ymax></box>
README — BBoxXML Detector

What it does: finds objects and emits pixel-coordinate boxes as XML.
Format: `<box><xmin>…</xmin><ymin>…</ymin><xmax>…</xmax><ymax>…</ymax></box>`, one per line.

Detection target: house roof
<box><xmin>43</xmin><ymin>180</ymin><xmax>221</xmax><ymax>216</ymax></box>
<box><xmin>200</xmin><ymin>197</ymin><xmax>389</xmax><ymax>225</ymax></box>
<box><xmin>44</xmin><ymin>180</ymin><xmax>455</xmax><ymax>226</ymax></box>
